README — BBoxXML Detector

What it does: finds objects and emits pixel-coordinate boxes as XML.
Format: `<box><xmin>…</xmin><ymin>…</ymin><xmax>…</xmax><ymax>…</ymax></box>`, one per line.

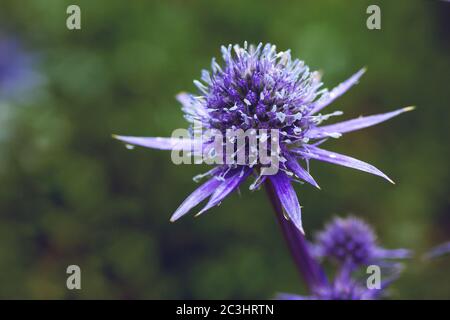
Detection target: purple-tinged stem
<box><xmin>264</xmin><ymin>179</ymin><xmax>327</xmax><ymax>292</ymax></box>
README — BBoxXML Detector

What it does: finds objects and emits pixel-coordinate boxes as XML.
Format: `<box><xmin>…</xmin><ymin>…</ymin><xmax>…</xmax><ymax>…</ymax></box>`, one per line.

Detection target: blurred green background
<box><xmin>0</xmin><ymin>0</ymin><xmax>449</xmax><ymax>299</ymax></box>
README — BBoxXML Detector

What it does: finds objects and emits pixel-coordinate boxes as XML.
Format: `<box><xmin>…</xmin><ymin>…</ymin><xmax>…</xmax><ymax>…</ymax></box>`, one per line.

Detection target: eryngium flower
<box><xmin>278</xmin><ymin>277</ymin><xmax>380</xmax><ymax>300</ymax></box>
<box><xmin>114</xmin><ymin>43</ymin><xmax>412</xmax><ymax>233</ymax></box>
<box><xmin>312</xmin><ymin>216</ymin><xmax>411</xmax><ymax>267</ymax></box>
<box><xmin>0</xmin><ymin>35</ymin><xmax>39</xmax><ymax>100</ymax></box>
<box><xmin>278</xmin><ymin>216</ymin><xmax>410</xmax><ymax>300</ymax></box>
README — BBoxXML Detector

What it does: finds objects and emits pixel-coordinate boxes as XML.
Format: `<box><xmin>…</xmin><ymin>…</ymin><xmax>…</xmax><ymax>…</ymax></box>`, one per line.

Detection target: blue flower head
<box><xmin>0</xmin><ymin>35</ymin><xmax>40</xmax><ymax>101</ymax></box>
<box><xmin>114</xmin><ymin>43</ymin><xmax>412</xmax><ymax>234</ymax></box>
<box><xmin>279</xmin><ymin>278</ymin><xmax>378</xmax><ymax>300</ymax></box>
<box><xmin>278</xmin><ymin>216</ymin><xmax>411</xmax><ymax>300</ymax></box>
<box><xmin>313</xmin><ymin>216</ymin><xmax>411</xmax><ymax>266</ymax></box>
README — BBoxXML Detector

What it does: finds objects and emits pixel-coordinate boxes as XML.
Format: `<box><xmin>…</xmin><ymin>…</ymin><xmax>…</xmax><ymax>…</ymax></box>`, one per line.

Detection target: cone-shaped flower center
<box><xmin>186</xmin><ymin>43</ymin><xmax>332</xmax><ymax>157</ymax></box>
<box><xmin>316</xmin><ymin>217</ymin><xmax>377</xmax><ymax>265</ymax></box>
